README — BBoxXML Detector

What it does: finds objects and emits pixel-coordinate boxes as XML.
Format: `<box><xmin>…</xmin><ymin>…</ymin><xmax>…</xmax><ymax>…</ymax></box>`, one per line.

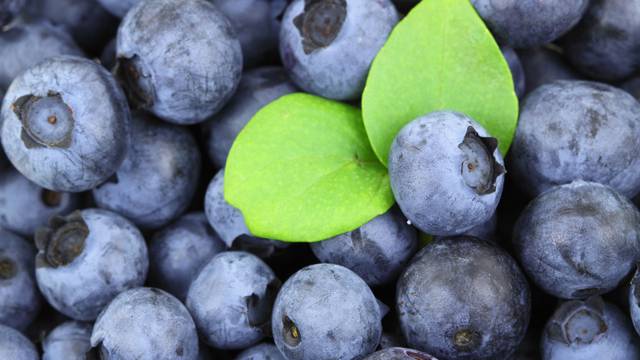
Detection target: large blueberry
<box><xmin>1</xmin><ymin>56</ymin><xmax>130</xmax><ymax>192</ymax></box>
<box><xmin>310</xmin><ymin>207</ymin><xmax>417</xmax><ymax>287</ymax></box>
<box><xmin>35</xmin><ymin>209</ymin><xmax>148</xmax><ymax>320</ymax></box>
<box><xmin>116</xmin><ymin>0</ymin><xmax>242</xmax><ymax>124</ymax></box>
<box><xmin>211</xmin><ymin>0</ymin><xmax>288</xmax><ymax>67</ymax></box>
<box><xmin>0</xmin><ymin>0</ymin><xmax>27</xmax><ymax>27</ymax></box>
<box><xmin>471</xmin><ymin>0</ymin><xmax>589</xmax><ymax>48</ymax></box>
<box><xmin>0</xmin><ymin>168</ymin><xmax>77</xmax><ymax>236</ymax></box>
<box><xmin>0</xmin><ymin>229</ymin><xmax>40</xmax><ymax>331</ymax></box>
<box><xmin>0</xmin><ymin>323</ymin><xmax>38</xmax><ymax>360</ymax></box>
<box><xmin>510</xmin><ymin>80</ymin><xmax>640</xmax><ymax>198</ymax></box>
<box><xmin>513</xmin><ymin>181</ymin><xmax>640</xmax><ymax>299</ymax></box>
<box><xmin>187</xmin><ymin>251</ymin><xmax>281</xmax><ymax>350</ymax></box>
<box><xmin>363</xmin><ymin>348</ymin><xmax>437</xmax><ymax>360</ymax></box>
<box><xmin>27</xmin><ymin>0</ymin><xmax>117</xmax><ymax>55</ymax></box>
<box><xmin>96</xmin><ymin>0</ymin><xmax>139</xmax><ymax>18</ymax></box>
<box><xmin>0</xmin><ymin>20</ymin><xmax>83</xmax><ymax>89</ymax></box>
<box><xmin>204</xmin><ymin>169</ymin><xmax>289</xmax><ymax>258</ymax></box>
<box><xmin>541</xmin><ymin>297</ymin><xmax>640</xmax><ymax>359</ymax></box>
<box><xmin>389</xmin><ymin>111</ymin><xmax>505</xmax><ymax>236</ymax></box>
<box><xmin>562</xmin><ymin>0</ymin><xmax>640</xmax><ymax>81</ymax></box>
<box><xmin>279</xmin><ymin>0</ymin><xmax>399</xmax><ymax>100</ymax></box>
<box><xmin>202</xmin><ymin>67</ymin><xmax>297</xmax><ymax>168</ymax></box>
<box><xmin>91</xmin><ymin>287</ymin><xmax>199</xmax><ymax>360</ymax></box>
<box><xmin>236</xmin><ymin>343</ymin><xmax>285</xmax><ymax>360</ymax></box>
<box><xmin>148</xmin><ymin>212</ymin><xmax>226</xmax><ymax>301</ymax></box>
<box><xmin>92</xmin><ymin>114</ymin><xmax>201</xmax><ymax>230</ymax></box>
<box><xmin>42</xmin><ymin>321</ymin><xmax>93</xmax><ymax>360</ymax></box>
<box><xmin>517</xmin><ymin>46</ymin><xmax>580</xmax><ymax>95</ymax></box>
<box><xmin>397</xmin><ymin>236</ymin><xmax>530</xmax><ymax>359</ymax></box>
<box><xmin>272</xmin><ymin>263</ymin><xmax>382</xmax><ymax>360</ymax></box>
<box><xmin>501</xmin><ymin>46</ymin><xmax>526</xmax><ymax>98</ymax></box>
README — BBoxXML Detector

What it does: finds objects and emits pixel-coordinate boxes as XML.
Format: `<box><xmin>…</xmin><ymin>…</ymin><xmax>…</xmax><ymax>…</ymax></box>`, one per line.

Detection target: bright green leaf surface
<box><xmin>224</xmin><ymin>93</ymin><xmax>395</xmax><ymax>243</ymax></box>
<box><xmin>362</xmin><ymin>0</ymin><xmax>519</xmax><ymax>166</ymax></box>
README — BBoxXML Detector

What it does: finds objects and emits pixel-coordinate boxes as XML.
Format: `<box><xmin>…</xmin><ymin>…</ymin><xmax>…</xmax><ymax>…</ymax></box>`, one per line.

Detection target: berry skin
<box><xmin>148</xmin><ymin>212</ymin><xmax>226</xmax><ymax>301</ymax></box>
<box><xmin>42</xmin><ymin>321</ymin><xmax>93</xmax><ymax>360</ymax></box>
<box><xmin>471</xmin><ymin>0</ymin><xmax>589</xmax><ymax>48</ymax></box>
<box><xmin>235</xmin><ymin>343</ymin><xmax>286</xmax><ymax>360</ymax></box>
<box><xmin>513</xmin><ymin>181</ymin><xmax>640</xmax><ymax>299</ymax></box>
<box><xmin>96</xmin><ymin>0</ymin><xmax>139</xmax><ymax>18</ymax></box>
<box><xmin>92</xmin><ymin>114</ymin><xmax>201</xmax><ymax>230</ymax></box>
<box><xmin>35</xmin><ymin>209</ymin><xmax>148</xmax><ymax>320</ymax></box>
<box><xmin>517</xmin><ymin>46</ymin><xmax>580</xmax><ymax>95</ymax></box>
<box><xmin>115</xmin><ymin>0</ymin><xmax>242</xmax><ymax>124</ymax></box>
<box><xmin>542</xmin><ymin>297</ymin><xmax>640</xmax><ymax>359</ymax></box>
<box><xmin>389</xmin><ymin>111</ymin><xmax>505</xmax><ymax>236</ymax></box>
<box><xmin>0</xmin><ymin>323</ymin><xmax>38</xmax><ymax>360</ymax></box>
<box><xmin>91</xmin><ymin>287</ymin><xmax>199</xmax><ymax>360</ymax></box>
<box><xmin>363</xmin><ymin>347</ymin><xmax>437</xmax><ymax>360</ymax></box>
<box><xmin>0</xmin><ymin>0</ymin><xmax>27</xmax><ymax>28</ymax></box>
<box><xmin>279</xmin><ymin>0</ymin><xmax>399</xmax><ymax>100</ymax></box>
<box><xmin>1</xmin><ymin>55</ymin><xmax>130</xmax><ymax>192</ymax></box>
<box><xmin>271</xmin><ymin>263</ymin><xmax>382</xmax><ymax>360</ymax></box>
<box><xmin>397</xmin><ymin>236</ymin><xmax>530</xmax><ymax>360</ymax></box>
<box><xmin>510</xmin><ymin>80</ymin><xmax>640</xmax><ymax>198</ymax></box>
<box><xmin>186</xmin><ymin>251</ymin><xmax>281</xmax><ymax>350</ymax></box>
<box><xmin>0</xmin><ymin>168</ymin><xmax>77</xmax><ymax>237</ymax></box>
<box><xmin>310</xmin><ymin>207</ymin><xmax>417</xmax><ymax>287</ymax></box>
<box><xmin>0</xmin><ymin>229</ymin><xmax>41</xmax><ymax>331</ymax></box>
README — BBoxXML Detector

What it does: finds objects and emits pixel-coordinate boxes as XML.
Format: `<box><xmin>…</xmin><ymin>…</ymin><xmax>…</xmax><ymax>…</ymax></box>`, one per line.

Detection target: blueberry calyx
<box><xmin>0</xmin><ymin>258</ymin><xmax>16</xmax><ymax>280</ymax></box>
<box><xmin>546</xmin><ymin>296</ymin><xmax>608</xmax><ymax>345</ymax></box>
<box><xmin>35</xmin><ymin>211</ymin><xmax>89</xmax><ymax>268</ymax></box>
<box><xmin>12</xmin><ymin>92</ymin><xmax>74</xmax><ymax>149</ymax></box>
<box><xmin>115</xmin><ymin>55</ymin><xmax>155</xmax><ymax>109</ymax></box>
<box><xmin>453</xmin><ymin>328</ymin><xmax>481</xmax><ymax>352</ymax></box>
<box><xmin>458</xmin><ymin>126</ymin><xmax>505</xmax><ymax>195</ymax></box>
<box><xmin>41</xmin><ymin>189</ymin><xmax>62</xmax><ymax>208</ymax></box>
<box><xmin>293</xmin><ymin>0</ymin><xmax>347</xmax><ymax>54</ymax></box>
<box><xmin>282</xmin><ymin>315</ymin><xmax>301</xmax><ymax>347</ymax></box>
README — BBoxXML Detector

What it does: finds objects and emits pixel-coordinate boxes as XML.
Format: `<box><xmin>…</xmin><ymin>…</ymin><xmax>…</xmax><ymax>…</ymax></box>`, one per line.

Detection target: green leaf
<box><xmin>362</xmin><ymin>0</ymin><xmax>519</xmax><ymax>166</ymax></box>
<box><xmin>224</xmin><ymin>93</ymin><xmax>395</xmax><ymax>243</ymax></box>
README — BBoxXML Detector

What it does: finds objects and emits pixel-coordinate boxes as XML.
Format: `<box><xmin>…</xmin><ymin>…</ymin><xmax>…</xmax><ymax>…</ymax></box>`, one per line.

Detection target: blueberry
<box><xmin>471</xmin><ymin>0</ymin><xmax>589</xmax><ymax>48</ymax></box>
<box><xmin>96</xmin><ymin>0</ymin><xmax>139</xmax><ymax>18</ymax></box>
<box><xmin>116</xmin><ymin>0</ymin><xmax>242</xmax><ymax>124</ymax></box>
<box><xmin>0</xmin><ymin>21</ymin><xmax>83</xmax><ymax>89</ymax></box>
<box><xmin>204</xmin><ymin>169</ymin><xmax>289</xmax><ymax>258</ymax></box>
<box><xmin>211</xmin><ymin>0</ymin><xmax>288</xmax><ymax>67</ymax></box>
<box><xmin>271</xmin><ymin>263</ymin><xmax>382</xmax><ymax>360</ymax></box>
<box><xmin>310</xmin><ymin>207</ymin><xmax>417</xmax><ymax>287</ymax></box>
<box><xmin>235</xmin><ymin>343</ymin><xmax>286</xmax><ymax>360</ymax></box>
<box><xmin>510</xmin><ymin>80</ymin><xmax>640</xmax><ymax>198</ymax></box>
<box><xmin>562</xmin><ymin>0</ymin><xmax>640</xmax><ymax>81</ymax></box>
<box><xmin>186</xmin><ymin>251</ymin><xmax>281</xmax><ymax>350</ymax></box>
<box><xmin>148</xmin><ymin>212</ymin><xmax>226</xmax><ymax>301</ymax></box>
<box><xmin>501</xmin><ymin>46</ymin><xmax>526</xmax><ymax>98</ymax></box>
<box><xmin>42</xmin><ymin>321</ymin><xmax>93</xmax><ymax>360</ymax></box>
<box><xmin>0</xmin><ymin>168</ymin><xmax>78</xmax><ymax>236</ymax></box>
<box><xmin>26</xmin><ymin>0</ymin><xmax>117</xmax><ymax>55</ymax></box>
<box><xmin>0</xmin><ymin>323</ymin><xmax>38</xmax><ymax>360</ymax></box>
<box><xmin>363</xmin><ymin>347</ymin><xmax>437</xmax><ymax>360</ymax></box>
<box><xmin>397</xmin><ymin>236</ymin><xmax>530</xmax><ymax>359</ymax></box>
<box><xmin>279</xmin><ymin>0</ymin><xmax>399</xmax><ymax>100</ymax></box>
<box><xmin>92</xmin><ymin>114</ymin><xmax>201</xmax><ymax>230</ymax></box>
<box><xmin>1</xmin><ymin>55</ymin><xmax>130</xmax><ymax>192</ymax></box>
<box><xmin>517</xmin><ymin>46</ymin><xmax>580</xmax><ymax>95</ymax></box>
<box><xmin>513</xmin><ymin>181</ymin><xmax>640</xmax><ymax>299</ymax></box>
<box><xmin>389</xmin><ymin>111</ymin><xmax>505</xmax><ymax>236</ymax></box>
<box><xmin>0</xmin><ymin>229</ymin><xmax>40</xmax><ymax>331</ymax></box>
<box><xmin>34</xmin><ymin>209</ymin><xmax>148</xmax><ymax>320</ymax></box>
<box><xmin>91</xmin><ymin>287</ymin><xmax>199</xmax><ymax>360</ymax></box>
<box><xmin>630</xmin><ymin>269</ymin><xmax>640</xmax><ymax>336</ymax></box>
<box><xmin>201</xmin><ymin>67</ymin><xmax>297</xmax><ymax>168</ymax></box>
<box><xmin>0</xmin><ymin>0</ymin><xmax>27</xmax><ymax>27</ymax></box>
<box><xmin>541</xmin><ymin>297</ymin><xmax>640</xmax><ymax>359</ymax></box>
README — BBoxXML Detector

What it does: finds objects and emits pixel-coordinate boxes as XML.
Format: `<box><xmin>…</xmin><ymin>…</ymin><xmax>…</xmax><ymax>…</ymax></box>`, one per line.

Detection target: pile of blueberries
<box><xmin>1</xmin><ymin>0</ymin><xmax>640</xmax><ymax>359</ymax></box>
